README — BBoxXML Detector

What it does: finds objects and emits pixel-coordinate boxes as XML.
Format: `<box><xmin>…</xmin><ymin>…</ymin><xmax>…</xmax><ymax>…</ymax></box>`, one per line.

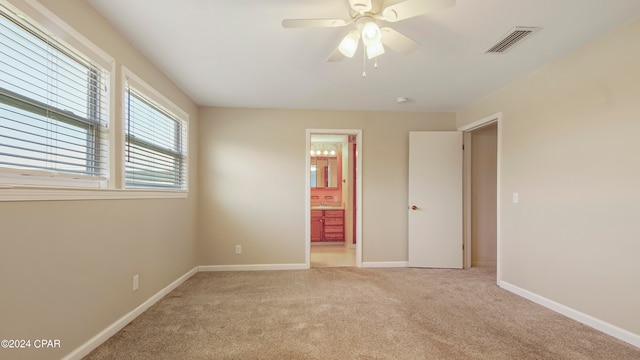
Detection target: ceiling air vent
<box><xmin>485</xmin><ymin>27</ymin><xmax>541</xmax><ymax>54</ymax></box>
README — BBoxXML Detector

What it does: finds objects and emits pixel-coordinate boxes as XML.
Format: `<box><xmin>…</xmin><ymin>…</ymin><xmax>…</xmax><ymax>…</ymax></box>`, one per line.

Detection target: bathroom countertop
<box><xmin>311</xmin><ymin>206</ymin><xmax>344</xmax><ymax>210</ymax></box>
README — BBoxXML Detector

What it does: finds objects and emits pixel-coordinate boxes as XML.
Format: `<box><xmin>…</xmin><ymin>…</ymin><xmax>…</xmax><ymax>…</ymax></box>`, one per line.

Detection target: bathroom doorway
<box><xmin>306</xmin><ymin>129</ymin><xmax>362</xmax><ymax>268</ymax></box>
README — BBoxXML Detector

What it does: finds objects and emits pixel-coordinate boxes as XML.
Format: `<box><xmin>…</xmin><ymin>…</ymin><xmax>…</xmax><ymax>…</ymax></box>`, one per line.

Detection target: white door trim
<box><xmin>458</xmin><ymin>112</ymin><xmax>502</xmax><ymax>283</ymax></box>
<box><xmin>306</xmin><ymin>129</ymin><xmax>363</xmax><ymax>268</ymax></box>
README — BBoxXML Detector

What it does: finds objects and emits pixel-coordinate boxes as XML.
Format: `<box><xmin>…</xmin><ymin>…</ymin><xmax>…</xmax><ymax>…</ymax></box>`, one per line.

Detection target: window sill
<box><xmin>0</xmin><ymin>186</ymin><xmax>188</xmax><ymax>202</ymax></box>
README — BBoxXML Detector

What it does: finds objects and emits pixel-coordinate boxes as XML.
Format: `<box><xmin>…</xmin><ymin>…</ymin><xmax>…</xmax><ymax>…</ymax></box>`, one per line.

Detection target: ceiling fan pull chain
<box><xmin>362</xmin><ymin>48</ymin><xmax>367</xmax><ymax>78</ymax></box>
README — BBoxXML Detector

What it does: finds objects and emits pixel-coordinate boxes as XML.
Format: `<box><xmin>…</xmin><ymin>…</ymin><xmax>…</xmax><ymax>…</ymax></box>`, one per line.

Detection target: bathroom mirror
<box><xmin>310</xmin><ymin>157</ymin><xmax>338</xmax><ymax>188</ymax></box>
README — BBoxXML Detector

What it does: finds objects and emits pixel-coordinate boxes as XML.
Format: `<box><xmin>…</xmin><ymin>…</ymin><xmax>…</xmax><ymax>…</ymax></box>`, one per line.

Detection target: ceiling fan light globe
<box><xmin>361</xmin><ymin>21</ymin><xmax>382</xmax><ymax>46</ymax></box>
<box><xmin>366</xmin><ymin>42</ymin><xmax>385</xmax><ymax>59</ymax></box>
<box><xmin>338</xmin><ymin>30</ymin><xmax>360</xmax><ymax>58</ymax></box>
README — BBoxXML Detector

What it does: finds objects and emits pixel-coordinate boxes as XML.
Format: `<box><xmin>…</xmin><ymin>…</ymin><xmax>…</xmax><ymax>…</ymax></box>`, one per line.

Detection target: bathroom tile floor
<box><xmin>310</xmin><ymin>244</ymin><xmax>355</xmax><ymax>268</ymax></box>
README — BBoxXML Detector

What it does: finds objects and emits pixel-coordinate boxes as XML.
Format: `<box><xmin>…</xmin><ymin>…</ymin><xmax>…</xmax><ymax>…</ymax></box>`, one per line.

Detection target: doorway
<box><xmin>306</xmin><ymin>129</ymin><xmax>362</xmax><ymax>268</ymax></box>
<box><xmin>460</xmin><ymin>113</ymin><xmax>501</xmax><ymax>278</ymax></box>
<box><xmin>469</xmin><ymin>123</ymin><xmax>497</xmax><ymax>268</ymax></box>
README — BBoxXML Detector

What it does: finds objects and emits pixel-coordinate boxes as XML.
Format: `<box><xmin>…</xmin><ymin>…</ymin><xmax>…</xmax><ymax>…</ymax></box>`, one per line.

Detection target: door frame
<box><xmin>458</xmin><ymin>112</ymin><xmax>502</xmax><ymax>283</ymax></box>
<box><xmin>305</xmin><ymin>129</ymin><xmax>363</xmax><ymax>268</ymax></box>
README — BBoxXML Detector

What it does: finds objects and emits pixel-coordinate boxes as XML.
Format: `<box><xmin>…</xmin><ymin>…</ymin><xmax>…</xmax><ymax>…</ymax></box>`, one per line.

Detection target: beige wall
<box><xmin>471</xmin><ymin>123</ymin><xmax>497</xmax><ymax>267</ymax></box>
<box><xmin>0</xmin><ymin>1</ymin><xmax>199</xmax><ymax>359</ymax></box>
<box><xmin>198</xmin><ymin>108</ymin><xmax>456</xmax><ymax>265</ymax></box>
<box><xmin>458</xmin><ymin>19</ymin><xmax>640</xmax><ymax>336</ymax></box>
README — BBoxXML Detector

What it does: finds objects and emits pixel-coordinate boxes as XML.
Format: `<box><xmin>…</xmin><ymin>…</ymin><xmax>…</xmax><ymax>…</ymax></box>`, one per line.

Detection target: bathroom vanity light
<box><xmin>310</xmin><ymin>148</ymin><xmax>336</xmax><ymax>156</ymax></box>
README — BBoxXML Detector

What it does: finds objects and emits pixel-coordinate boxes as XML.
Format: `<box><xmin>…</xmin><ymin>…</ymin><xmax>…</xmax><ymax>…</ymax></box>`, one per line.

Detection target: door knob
<box><xmin>410</xmin><ymin>205</ymin><xmax>418</xmax><ymax>210</ymax></box>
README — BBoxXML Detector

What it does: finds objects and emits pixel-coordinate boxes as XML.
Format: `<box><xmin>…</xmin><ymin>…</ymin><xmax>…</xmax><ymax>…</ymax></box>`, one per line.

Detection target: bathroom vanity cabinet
<box><xmin>311</xmin><ymin>209</ymin><xmax>344</xmax><ymax>242</ymax></box>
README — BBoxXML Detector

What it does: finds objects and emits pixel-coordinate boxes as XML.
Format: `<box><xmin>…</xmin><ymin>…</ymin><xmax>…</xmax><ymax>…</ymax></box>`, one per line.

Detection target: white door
<box><xmin>408</xmin><ymin>131</ymin><xmax>463</xmax><ymax>268</ymax></box>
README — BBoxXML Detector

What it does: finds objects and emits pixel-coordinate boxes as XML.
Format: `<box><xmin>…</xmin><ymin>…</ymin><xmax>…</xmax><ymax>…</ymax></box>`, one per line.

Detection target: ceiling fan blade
<box><xmin>380</xmin><ymin>27</ymin><xmax>419</xmax><ymax>54</ymax></box>
<box><xmin>327</xmin><ymin>47</ymin><xmax>346</xmax><ymax>62</ymax></box>
<box><xmin>348</xmin><ymin>0</ymin><xmax>373</xmax><ymax>13</ymax></box>
<box><xmin>379</xmin><ymin>0</ymin><xmax>455</xmax><ymax>22</ymax></box>
<box><xmin>282</xmin><ymin>18</ymin><xmax>349</xmax><ymax>28</ymax></box>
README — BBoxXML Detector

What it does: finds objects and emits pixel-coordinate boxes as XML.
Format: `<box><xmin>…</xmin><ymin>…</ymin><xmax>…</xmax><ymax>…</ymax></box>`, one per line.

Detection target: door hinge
<box><xmin>462</xmin><ymin>144</ymin><xmax>465</xmax><ymax>150</ymax></box>
<box><xmin>462</xmin><ymin>244</ymin><xmax>465</xmax><ymax>250</ymax></box>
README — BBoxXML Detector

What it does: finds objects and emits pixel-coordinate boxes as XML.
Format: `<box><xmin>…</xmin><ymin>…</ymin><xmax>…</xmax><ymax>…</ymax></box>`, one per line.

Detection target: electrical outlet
<box><xmin>133</xmin><ymin>275</ymin><xmax>139</xmax><ymax>291</ymax></box>
<box><xmin>235</xmin><ymin>245</ymin><xmax>242</xmax><ymax>254</ymax></box>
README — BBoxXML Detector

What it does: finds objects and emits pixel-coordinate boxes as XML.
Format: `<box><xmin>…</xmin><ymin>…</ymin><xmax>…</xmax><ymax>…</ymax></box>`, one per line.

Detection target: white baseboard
<box><xmin>499</xmin><ymin>280</ymin><xmax>640</xmax><ymax>349</ymax></box>
<box><xmin>62</xmin><ymin>266</ymin><xmax>199</xmax><ymax>360</ymax></box>
<box><xmin>472</xmin><ymin>260</ymin><xmax>497</xmax><ymax>267</ymax></box>
<box><xmin>199</xmin><ymin>263</ymin><xmax>308</xmax><ymax>271</ymax></box>
<box><xmin>361</xmin><ymin>261</ymin><xmax>408</xmax><ymax>268</ymax></box>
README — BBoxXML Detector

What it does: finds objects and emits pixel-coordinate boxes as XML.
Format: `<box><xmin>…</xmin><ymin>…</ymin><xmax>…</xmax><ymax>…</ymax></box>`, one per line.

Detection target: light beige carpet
<box><xmin>84</xmin><ymin>267</ymin><xmax>640</xmax><ymax>359</ymax></box>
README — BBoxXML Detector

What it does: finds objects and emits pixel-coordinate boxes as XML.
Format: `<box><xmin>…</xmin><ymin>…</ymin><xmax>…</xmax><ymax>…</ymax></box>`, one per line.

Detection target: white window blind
<box><xmin>124</xmin><ymin>84</ymin><xmax>187</xmax><ymax>190</ymax></box>
<box><xmin>0</xmin><ymin>4</ymin><xmax>109</xmax><ymax>185</ymax></box>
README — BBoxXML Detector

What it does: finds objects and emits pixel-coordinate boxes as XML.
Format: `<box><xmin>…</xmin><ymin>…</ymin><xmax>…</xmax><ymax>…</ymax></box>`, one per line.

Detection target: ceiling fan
<box><xmin>282</xmin><ymin>0</ymin><xmax>456</xmax><ymax>62</ymax></box>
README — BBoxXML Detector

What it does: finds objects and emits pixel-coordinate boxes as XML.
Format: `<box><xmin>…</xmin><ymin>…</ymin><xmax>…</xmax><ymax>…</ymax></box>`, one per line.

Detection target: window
<box><xmin>0</xmin><ymin>3</ymin><xmax>110</xmax><ymax>188</ymax></box>
<box><xmin>0</xmin><ymin>1</ymin><xmax>187</xmax><ymax>201</ymax></box>
<box><xmin>124</xmin><ymin>79</ymin><xmax>187</xmax><ymax>190</ymax></box>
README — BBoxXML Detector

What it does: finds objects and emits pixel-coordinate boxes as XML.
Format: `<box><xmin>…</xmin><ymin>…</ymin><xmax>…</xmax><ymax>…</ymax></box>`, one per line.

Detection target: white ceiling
<box><xmin>86</xmin><ymin>0</ymin><xmax>640</xmax><ymax>112</ymax></box>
